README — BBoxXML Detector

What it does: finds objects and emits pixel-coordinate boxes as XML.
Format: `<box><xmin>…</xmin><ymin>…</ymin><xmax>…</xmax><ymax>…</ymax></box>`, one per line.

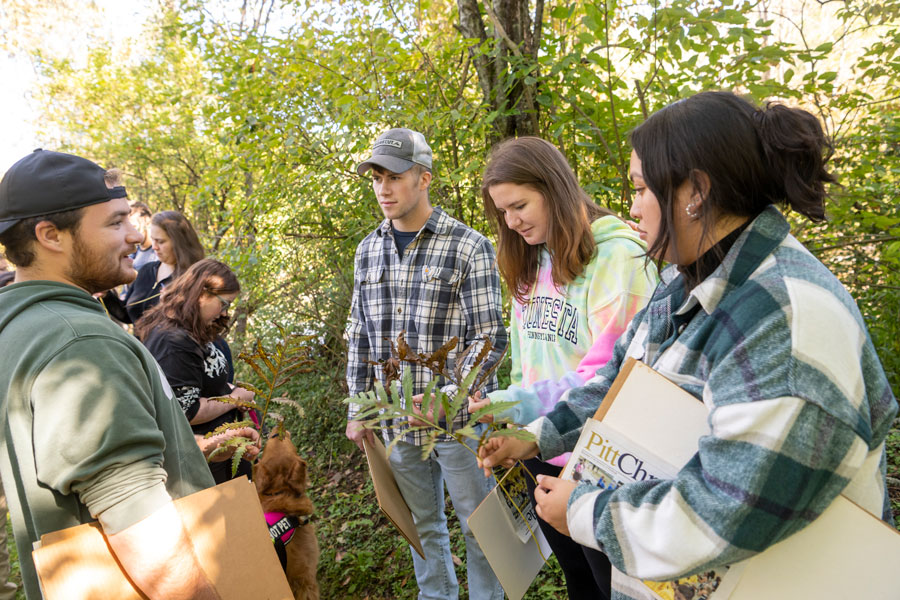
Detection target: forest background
<box><xmin>2</xmin><ymin>0</ymin><xmax>900</xmax><ymax>597</ymax></box>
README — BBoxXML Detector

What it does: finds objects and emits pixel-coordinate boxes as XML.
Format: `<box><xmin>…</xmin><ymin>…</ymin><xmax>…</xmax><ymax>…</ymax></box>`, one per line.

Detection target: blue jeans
<box><xmin>389</xmin><ymin>432</ymin><xmax>504</xmax><ymax>600</ymax></box>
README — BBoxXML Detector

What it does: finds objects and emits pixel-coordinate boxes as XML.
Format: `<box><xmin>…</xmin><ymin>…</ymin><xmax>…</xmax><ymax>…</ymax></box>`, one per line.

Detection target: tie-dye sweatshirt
<box><xmin>488</xmin><ymin>216</ymin><xmax>658</xmax><ymax>464</ymax></box>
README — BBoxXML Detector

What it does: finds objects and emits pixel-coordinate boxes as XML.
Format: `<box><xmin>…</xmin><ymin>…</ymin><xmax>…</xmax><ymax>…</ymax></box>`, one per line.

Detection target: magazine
<box><xmin>560</xmin><ymin>419</ymin><xmax>677</xmax><ymax>487</ymax></box>
<box><xmin>496</xmin><ymin>463</ymin><xmax>541</xmax><ymax>543</ymax></box>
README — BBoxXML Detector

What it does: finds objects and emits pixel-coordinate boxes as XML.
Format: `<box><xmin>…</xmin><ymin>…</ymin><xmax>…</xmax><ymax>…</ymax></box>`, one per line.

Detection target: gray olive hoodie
<box><xmin>0</xmin><ymin>280</ymin><xmax>214</xmax><ymax>599</ymax></box>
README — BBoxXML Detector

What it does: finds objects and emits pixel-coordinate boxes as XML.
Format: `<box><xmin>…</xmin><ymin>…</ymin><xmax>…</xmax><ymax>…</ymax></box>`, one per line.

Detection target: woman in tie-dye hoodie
<box><xmin>473</xmin><ymin>137</ymin><xmax>658</xmax><ymax>600</ymax></box>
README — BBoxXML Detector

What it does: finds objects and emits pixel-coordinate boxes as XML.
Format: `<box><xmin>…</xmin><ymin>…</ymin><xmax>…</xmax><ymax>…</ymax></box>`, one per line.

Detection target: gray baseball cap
<box><xmin>357</xmin><ymin>128</ymin><xmax>433</xmax><ymax>175</ymax></box>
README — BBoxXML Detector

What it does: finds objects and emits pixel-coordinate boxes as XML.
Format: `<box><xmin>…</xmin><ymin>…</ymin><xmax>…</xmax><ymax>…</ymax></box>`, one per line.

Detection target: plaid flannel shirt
<box><xmin>529</xmin><ymin>206</ymin><xmax>898</xmax><ymax>599</ymax></box>
<box><xmin>346</xmin><ymin>207</ymin><xmax>507</xmax><ymax>445</ymax></box>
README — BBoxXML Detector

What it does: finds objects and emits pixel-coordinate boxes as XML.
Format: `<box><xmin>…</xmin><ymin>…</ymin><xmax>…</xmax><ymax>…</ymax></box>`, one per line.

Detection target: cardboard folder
<box><xmin>32</xmin><ymin>476</ymin><xmax>293</xmax><ymax>600</ymax></box>
<box><xmin>363</xmin><ymin>436</ymin><xmax>425</xmax><ymax>559</ymax></box>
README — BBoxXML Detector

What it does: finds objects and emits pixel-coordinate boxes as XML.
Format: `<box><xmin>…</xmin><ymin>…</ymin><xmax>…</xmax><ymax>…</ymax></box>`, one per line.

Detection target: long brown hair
<box><xmin>481</xmin><ymin>137</ymin><xmax>614</xmax><ymax>303</ymax></box>
<box><xmin>151</xmin><ymin>210</ymin><xmax>205</xmax><ymax>277</ymax></box>
<box><xmin>136</xmin><ymin>259</ymin><xmax>240</xmax><ymax>346</ymax></box>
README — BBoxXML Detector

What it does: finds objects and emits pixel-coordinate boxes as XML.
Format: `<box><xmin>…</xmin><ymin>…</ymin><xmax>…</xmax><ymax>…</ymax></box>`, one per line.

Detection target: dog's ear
<box><xmin>287</xmin><ymin>456</ymin><xmax>308</xmax><ymax>497</ymax></box>
<box><xmin>254</xmin><ymin>456</ymin><xmax>278</xmax><ymax>496</ymax></box>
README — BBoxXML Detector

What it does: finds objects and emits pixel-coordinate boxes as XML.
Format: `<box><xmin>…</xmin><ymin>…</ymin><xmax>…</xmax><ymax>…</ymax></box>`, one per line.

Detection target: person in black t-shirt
<box><xmin>136</xmin><ymin>258</ymin><xmax>256</xmax><ymax>484</ymax></box>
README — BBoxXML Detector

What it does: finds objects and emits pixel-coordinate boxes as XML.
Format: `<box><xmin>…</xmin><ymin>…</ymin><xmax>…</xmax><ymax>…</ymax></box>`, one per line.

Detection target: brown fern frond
<box><xmin>243</xmin><ymin>356</ymin><xmax>273</xmax><ymax>387</ymax></box>
<box><xmin>232</xmin><ymin>381</ymin><xmax>265</xmax><ymax>397</ymax></box>
<box><xmin>452</xmin><ymin>341</ymin><xmax>475</xmax><ymax>383</ymax></box>
<box><xmin>256</xmin><ymin>339</ymin><xmax>276</xmax><ymax>373</ymax></box>
<box><xmin>397</xmin><ymin>331</ymin><xmax>411</xmax><ymax>360</ymax></box>
<box><xmin>206</xmin><ymin>395</ymin><xmax>261</xmax><ymax>411</ymax></box>
<box><xmin>472</xmin><ymin>335</ymin><xmax>493</xmax><ymax>370</ymax></box>
<box><xmin>473</xmin><ymin>343</ymin><xmax>508</xmax><ymax>393</ymax></box>
<box><xmin>426</xmin><ymin>336</ymin><xmax>458</xmax><ymax>373</ymax></box>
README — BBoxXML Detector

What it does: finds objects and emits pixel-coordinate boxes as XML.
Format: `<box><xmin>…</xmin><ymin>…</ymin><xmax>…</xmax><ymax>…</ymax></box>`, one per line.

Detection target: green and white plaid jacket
<box><xmin>529</xmin><ymin>206</ymin><xmax>898</xmax><ymax>598</ymax></box>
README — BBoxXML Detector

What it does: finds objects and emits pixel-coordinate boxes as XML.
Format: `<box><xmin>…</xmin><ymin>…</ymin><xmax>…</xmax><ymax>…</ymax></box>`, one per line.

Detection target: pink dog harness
<box><xmin>265</xmin><ymin>511</ymin><xmax>311</xmax><ymax>570</ymax></box>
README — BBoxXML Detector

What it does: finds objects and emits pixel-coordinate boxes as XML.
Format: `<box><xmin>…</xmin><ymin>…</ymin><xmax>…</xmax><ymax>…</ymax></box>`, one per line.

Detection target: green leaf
<box><xmin>374</xmin><ymin>380</ymin><xmax>390</xmax><ymax>405</ymax></box>
<box><xmin>231</xmin><ymin>443</ymin><xmax>248</xmax><ymax>476</ymax></box>
<box><xmin>470</xmin><ymin>400</ymin><xmax>520</xmax><ymax>423</ymax></box>
<box><xmin>402</xmin><ymin>368</ymin><xmax>414</xmax><ymax>407</ymax></box>
<box><xmin>422</xmin><ymin>377</ymin><xmax>438</xmax><ymax>419</ymax></box>
<box><xmin>489</xmin><ymin>428</ymin><xmax>536</xmax><ymax>442</ymax></box>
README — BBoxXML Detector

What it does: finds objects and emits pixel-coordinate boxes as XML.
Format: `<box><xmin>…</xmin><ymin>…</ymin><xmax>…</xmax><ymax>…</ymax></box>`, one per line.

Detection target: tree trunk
<box><xmin>456</xmin><ymin>0</ymin><xmax>543</xmax><ymax>141</ymax></box>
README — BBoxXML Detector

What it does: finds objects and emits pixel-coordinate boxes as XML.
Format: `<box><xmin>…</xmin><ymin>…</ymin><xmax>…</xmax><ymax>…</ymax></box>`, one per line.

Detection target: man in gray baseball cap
<box><xmin>347</xmin><ymin>130</ymin><xmax>507</xmax><ymax>599</ymax></box>
<box><xmin>355</xmin><ymin>127</ymin><xmax>433</xmax><ymax>176</ymax></box>
<box><xmin>0</xmin><ymin>149</ymin><xmax>222</xmax><ymax>599</ymax></box>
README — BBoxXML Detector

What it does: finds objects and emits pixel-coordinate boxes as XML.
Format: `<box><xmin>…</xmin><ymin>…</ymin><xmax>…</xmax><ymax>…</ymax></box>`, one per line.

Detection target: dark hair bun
<box><xmin>753</xmin><ymin>103</ymin><xmax>837</xmax><ymax>222</ymax></box>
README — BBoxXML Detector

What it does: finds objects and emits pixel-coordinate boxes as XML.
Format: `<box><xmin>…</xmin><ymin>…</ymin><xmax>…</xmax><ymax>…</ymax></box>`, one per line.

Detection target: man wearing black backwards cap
<box><xmin>0</xmin><ymin>150</ymin><xmax>221</xmax><ymax>599</ymax></box>
<box><xmin>345</xmin><ymin>129</ymin><xmax>507</xmax><ymax>599</ymax></box>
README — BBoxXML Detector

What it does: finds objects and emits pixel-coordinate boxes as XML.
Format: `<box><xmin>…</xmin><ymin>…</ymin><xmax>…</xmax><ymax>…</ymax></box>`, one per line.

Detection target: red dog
<box><xmin>254</xmin><ymin>433</ymin><xmax>320</xmax><ymax>600</ymax></box>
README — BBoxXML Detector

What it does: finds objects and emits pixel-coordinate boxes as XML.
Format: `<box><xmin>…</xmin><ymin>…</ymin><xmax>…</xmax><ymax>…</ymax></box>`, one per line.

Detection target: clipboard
<box><xmin>468</xmin><ymin>466</ymin><xmax>551</xmax><ymax>600</ymax></box>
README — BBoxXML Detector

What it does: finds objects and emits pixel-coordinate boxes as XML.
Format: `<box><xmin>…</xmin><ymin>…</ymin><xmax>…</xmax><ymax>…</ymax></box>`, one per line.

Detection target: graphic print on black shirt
<box><xmin>142</xmin><ymin>327</ymin><xmax>235</xmax><ymax>434</ymax></box>
<box><xmin>143</xmin><ymin>326</ymin><xmax>251</xmax><ymax>484</ymax></box>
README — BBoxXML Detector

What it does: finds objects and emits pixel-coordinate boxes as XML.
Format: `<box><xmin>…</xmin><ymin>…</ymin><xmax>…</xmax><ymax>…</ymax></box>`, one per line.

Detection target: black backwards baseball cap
<box><xmin>356</xmin><ymin>128</ymin><xmax>433</xmax><ymax>176</ymax></box>
<box><xmin>0</xmin><ymin>149</ymin><xmax>127</xmax><ymax>236</ymax></box>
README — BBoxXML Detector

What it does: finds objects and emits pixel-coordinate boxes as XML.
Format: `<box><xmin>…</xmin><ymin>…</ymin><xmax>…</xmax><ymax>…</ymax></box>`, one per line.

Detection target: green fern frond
<box><xmin>488</xmin><ymin>428</ymin><xmax>536</xmax><ymax>442</ymax></box>
<box><xmin>231</xmin><ymin>443</ymin><xmax>249</xmax><ymax>476</ymax></box>
<box><xmin>204</xmin><ymin>420</ymin><xmax>255</xmax><ymax>437</ymax></box>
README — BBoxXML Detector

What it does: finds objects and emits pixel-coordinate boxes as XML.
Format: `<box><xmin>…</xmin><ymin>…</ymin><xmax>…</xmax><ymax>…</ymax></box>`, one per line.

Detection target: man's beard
<box><xmin>66</xmin><ymin>233</ymin><xmax>136</xmax><ymax>295</ymax></box>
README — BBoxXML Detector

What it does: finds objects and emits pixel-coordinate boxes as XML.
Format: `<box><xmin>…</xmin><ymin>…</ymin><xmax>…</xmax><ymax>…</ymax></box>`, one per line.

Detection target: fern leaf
<box><xmin>389</xmin><ymin>379</ymin><xmax>402</xmax><ymax>406</ymax></box>
<box><xmin>470</xmin><ymin>399</ymin><xmax>520</xmax><ymax>423</ymax></box>
<box><xmin>233</xmin><ymin>381</ymin><xmax>265</xmax><ymax>397</ymax></box>
<box><xmin>421</xmin><ymin>378</ymin><xmax>438</xmax><ymax>418</ymax></box>
<box><xmin>245</xmin><ymin>357</ymin><xmax>273</xmax><ymax>387</ymax></box>
<box><xmin>385</xmin><ymin>436</ymin><xmax>403</xmax><ymax>456</ymax></box>
<box><xmin>402</xmin><ymin>368</ymin><xmax>414</xmax><ymax>407</ymax></box>
<box><xmin>256</xmin><ymin>339</ymin><xmax>277</xmax><ymax>374</ymax></box>
<box><xmin>204</xmin><ymin>420</ymin><xmax>255</xmax><ymax>437</ymax></box>
<box><xmin>208</xmin><ymin>395</ymin><xmax>260</xmax><ymax>411</ymax></box>
<box><xmin>419</xmin><ymin>436</ymin><xmax>437</xmax><ymax>460</ymax></box>
<box><xmin>473</xmin><ymin>344</ymin><xmax>509</xmax><ymax>393</ymax></box>
<box><xmin>207</xmin><ymin>446</ymin><xmax>229</xmax><ymax>462</ymax></box>
<box><xmin>427</xmin><ymin>336</ymin><xmax>458</xmax><ymax>373</ymax></box>
<box><xmin>489</xmin><ymin>428</ymin><xmax>537</xmax><ymax>442</ymax></box>
<box><xmin>374</xmin><ymin>380</ymin><xmax>390</xmax><ymax>406</ymax></box>
<box><xmin>270</xmin><ymin>397</ymin><xmax>302</xmax><ymax>411</ymax></box>
<box><xmin>454</xmin><ymin>424</ymin><xmax>477</xmax><ymax>441</ymax></box>
<box><xmin>446</xmin><ymin>363</ymin><xmax>481</xmax><ymax>424</ymax></box>
<box><xmin>471</xmin><ymin>335</ymin><xmax>493</xmax><ymax>370</ymax></box>
<box><xmin>231</xmin><ymin>443</ymin><xmax>249</xmax><ymax>477</ymax></box>
<box><xmin>397</xmin><ymin>331</ymin><xmax>411</xmax><ymax>360</ymax></box>
<box><xmin>452</xmin><ymin>341</ymin><xmax>475</xmax><ymax>383</ymax></box>
<box><xmin>458</xmin><ymin>361</ymin><xmax>482</xmax><ymax>398</ymax></box>
<box><xmin>441</xmin><ymin>395</ymin><xmax>453</xmax><ymax>433</ymax></box>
